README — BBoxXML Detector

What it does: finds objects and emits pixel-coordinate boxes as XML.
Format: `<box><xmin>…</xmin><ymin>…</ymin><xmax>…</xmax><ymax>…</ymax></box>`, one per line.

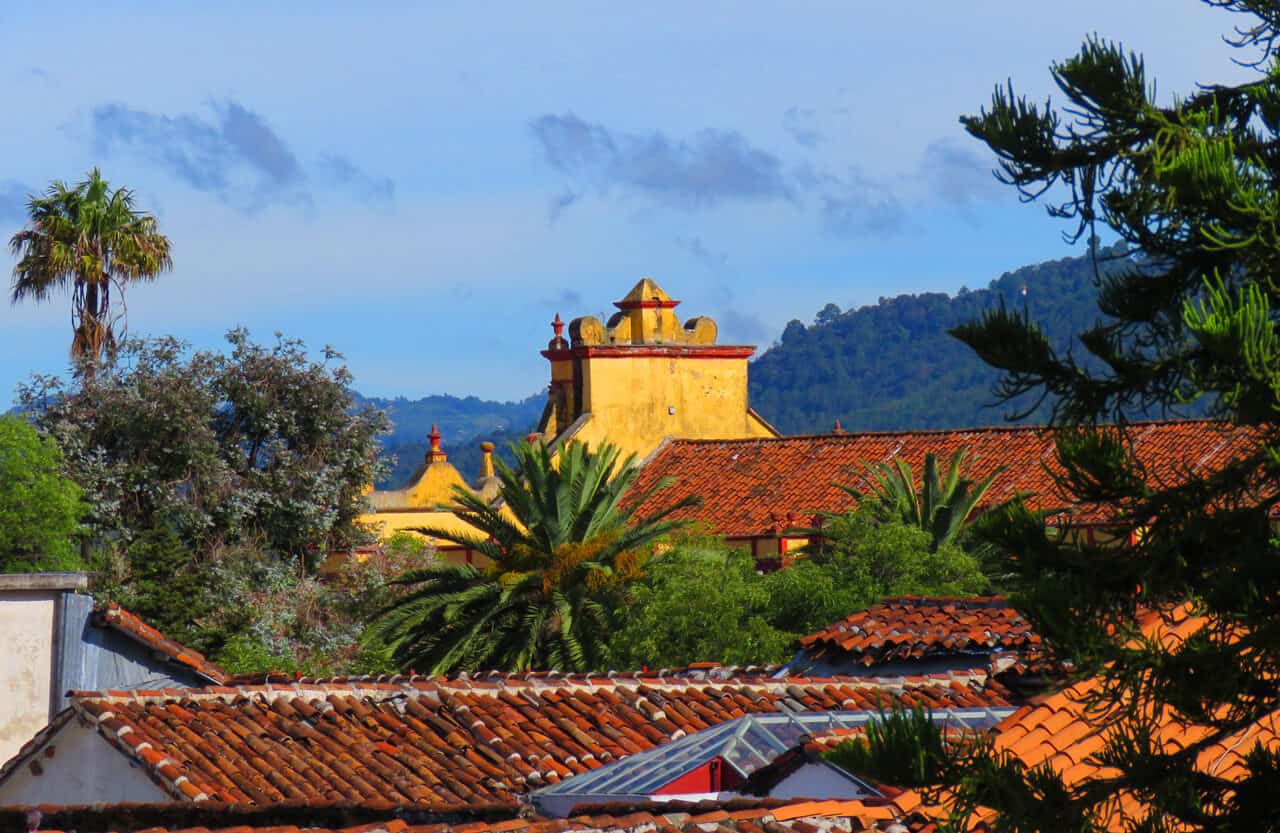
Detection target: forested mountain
<box><xmin>747</xmin><ymin>243</ymin><xmax>1197</xmax><ymax>434</ymax></box>
<box><xmin>368</xmin><ymin>244</ymin><xmax>1201</xmax><ymax>486</ymax></box>
<box><xmin>361</xmin><ymin>393</ymin><xmax>543</xmax><ymax>488</ymax></box>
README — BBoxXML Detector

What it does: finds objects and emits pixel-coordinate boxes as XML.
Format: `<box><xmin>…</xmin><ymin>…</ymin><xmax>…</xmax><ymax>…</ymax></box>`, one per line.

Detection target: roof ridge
<box><xmin>95</xmin><ymin>602</ymin><xmax>229</xmax><ymax>685</ymax></box>
<box><xmin>67</xmin><ymin>668</ymin><xmax>996</xmax><ymax>704</ymax></box>
<box><xmin>663</xmin><ymin>417</ymin><xmax>1232</xmax><ymax>446</ymax></box>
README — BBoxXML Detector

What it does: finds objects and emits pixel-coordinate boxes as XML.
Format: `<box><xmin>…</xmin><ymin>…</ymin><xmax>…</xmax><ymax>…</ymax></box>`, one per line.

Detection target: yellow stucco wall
<box><xmin>358</xmin><ymin>278</ymin><xmax>777</xmax><ymax>550</ymax></box>
<box><xmin>568</xmin><ymin>354</ymin><xmax>774</xmax><ymax>460</ymax></box>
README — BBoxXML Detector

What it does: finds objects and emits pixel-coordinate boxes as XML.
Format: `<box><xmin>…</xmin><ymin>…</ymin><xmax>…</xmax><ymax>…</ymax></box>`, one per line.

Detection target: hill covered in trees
<box><xmin>368</xmin><ymin>244</ymin><xmax>1201</xmax><ymax>485</ymax></box>
<box><xmin>362</xmin><ymin>393</ymin><xmax>543</xmax><ymax>487</ymax></box>
<box><xmin>747</xmin><ymin>243</ymin><xmax>1178</xmax><ymax>434</ymax></box>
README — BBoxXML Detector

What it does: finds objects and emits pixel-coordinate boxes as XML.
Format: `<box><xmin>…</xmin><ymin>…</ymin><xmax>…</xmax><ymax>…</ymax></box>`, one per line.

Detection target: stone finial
<box><xmin>547</xmin><ymin>313</ymin><xmax>569</xmax><ymax>350</ymax></box>
<box><xmin>832</xmin><ymin>418</ymin><xmax>845</xmax><ymax>434</ymax></box>
<box><xmin>569</xmin><ymin>315</ymin><xmax>605</xmax><ymax>347</ymax></box>
<box><xmin>614</xmin><ymin>277</ymin><xmax>679</xmax><ymax>309</ymax></box>
<box><xmin>426</xmin><ymin>424</ymin><xmax>447</xmax><ymax>463</ymax></box>
<box><xmin>479</xmin><ymin>441</ymin><xmax>496</xmax><ymax>478</ymax></box>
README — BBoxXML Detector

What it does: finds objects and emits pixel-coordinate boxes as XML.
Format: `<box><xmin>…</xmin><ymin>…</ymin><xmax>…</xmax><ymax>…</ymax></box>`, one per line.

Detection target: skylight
<box><xmin>533</xmin><ymin>706</ymin><xmax>1015</xmax><ymax>810</ymax></box>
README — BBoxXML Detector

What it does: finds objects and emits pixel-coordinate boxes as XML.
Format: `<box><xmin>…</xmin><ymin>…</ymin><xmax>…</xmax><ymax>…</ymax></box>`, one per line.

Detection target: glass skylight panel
<box><xmin>534</xmin><ymin>706</ymin><xmax>1017</xmax><ymax>801</ymax></box>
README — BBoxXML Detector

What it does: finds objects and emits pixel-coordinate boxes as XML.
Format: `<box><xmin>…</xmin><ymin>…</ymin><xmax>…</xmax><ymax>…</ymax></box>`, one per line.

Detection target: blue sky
<box><xmin>0</xmin><ymin>2</ymin><xmax>1256</xmax><ymax>403</ymax></box>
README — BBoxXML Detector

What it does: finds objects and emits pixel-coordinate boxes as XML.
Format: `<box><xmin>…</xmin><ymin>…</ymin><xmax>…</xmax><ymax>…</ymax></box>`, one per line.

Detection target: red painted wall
<box><xmin>653</xmin><ymin>757</ymin><xmax>744</xmax><ymax>794</ymax></box>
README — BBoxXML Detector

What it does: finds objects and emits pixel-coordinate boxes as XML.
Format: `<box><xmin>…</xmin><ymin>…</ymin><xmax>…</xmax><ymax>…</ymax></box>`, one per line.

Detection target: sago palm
<box><xmin>365</xmin><ymin>440</ymin><xmax>700</xmax><ymax>674</ymax></box>
<box><xmin>10</xmin><ymin>169</ymin><xmax>172</xmax><ymax>366</ymax></box>
<box><xmin>843</xmin><ymin>447</ymin><xmax>1004</xmax><ymax>551</ymax></box>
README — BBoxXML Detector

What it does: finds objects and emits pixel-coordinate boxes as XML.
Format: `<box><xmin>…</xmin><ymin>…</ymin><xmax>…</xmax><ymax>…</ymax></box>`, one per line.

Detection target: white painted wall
<box><xmin>763</xmin><ymin>761</ymin><xmax>875</xmax><ymax>801</ymax></box>
<box><xmin>0</xmin><ymin>590</ymin><xmax>58</xmax><ymax>763</ymax></box>
<box><xmin>0</xmin><ymin>722</ymin><xmax>166</xmax><ymax>806</ymax></box>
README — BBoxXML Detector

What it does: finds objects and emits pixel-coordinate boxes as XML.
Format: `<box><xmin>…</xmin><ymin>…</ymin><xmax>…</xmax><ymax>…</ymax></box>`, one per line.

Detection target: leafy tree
<box><xmin>611</xmin><ymin>518</ymin><xmax>987</xmax><ymax>671</ymax></box>
<box><xmin>96</xmin><ymin>530</ymin><xmax>429</xmax><ymax>671</ymax></box>
<box><xmin>815</xmin><ymin>303</ymin><xmax>842</xmax><ymax>326</ymax></box>
<box><xmin>608</xmin><ymin>545</ymin><xmax>804</xmax><ymax>669</ymax></box>
<box><xmin>911</xmin><ymin>3</ymin><xmax>1280</xmax><ymax>829</ymax></box>
<box><xmin>365</xmin><ymin>440</ymin><xmax>699</xmax><ymax>674</ymax></box>
<box><xmin>9</xmin><ymin>169</ymin><xmax>171</xmax><ymax>366</ymax></box>
<box><xmin>109</xmin><ymin>527</ymin><xmax>214</xmax><ymax>649</ymax></box>
<box><xmin>824</xmin><ymin>704</ymin><xmax>955</xmax><ymax>789</ymax></box>
<box><xmin>839</xmin><ymin>447</ymin><xmax>1005</xmax><ymax>551</ymax></box>
<box><xmin>814</xmin><ymin>507</ymin><xmax>989</xmax><ymax>599</ymax></box>
<box><xmin>20</xmin><ymin>330</ymin><xmax>388</xmax><ymax>565</ymax></box>
<box><xmin>0</xmin><ymin>415</ymin><xmax>84</xmax><ymax>571</ymax></box>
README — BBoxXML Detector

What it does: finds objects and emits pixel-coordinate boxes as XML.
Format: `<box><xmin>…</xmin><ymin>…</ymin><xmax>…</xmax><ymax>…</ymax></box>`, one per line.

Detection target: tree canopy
<box><xmin>20</xmin><ymin>329</ymin><xmax>387</xmax><ymax>564</ymax></box>
<box><xmin>9</xmin><ymin>169</ymin><xmax>171</xmax><ymax>366</ymax></box>
<box><xmin>609</xmin><ymin>511</ymin><xmax>989</xmax><ymax>671</ymax></box>
<box><xmin>838</xmin><ymin>447</ymin><xmax>1005</xmax><ymax>551</ymax></box>
<box><xmin>928</xmin><ymin>1</ymin><xmax>1280</xmax><ymax>829</ymax></box>
<box><xmin>365</xmin><ymin>440</ymin><xmax>699</xmax><ymax>674</ymax></box>
<box><xmin>0</xmin><ymin>415</ymin><xmax>84</xmax><ymax>572</ymax></box>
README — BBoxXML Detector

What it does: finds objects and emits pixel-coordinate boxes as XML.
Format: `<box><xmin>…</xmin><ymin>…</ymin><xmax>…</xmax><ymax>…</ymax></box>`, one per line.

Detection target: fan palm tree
<box><xmin>844</xmin><ymin>447</ymin><xmax>1005</xmax><ymax>550</ymax></box>
<box><xmin>9</xmin><ymin>169</ymin><xmax>172</xmax><ymax>368</ymax></box>
<box><xmin>365</xmin><ymin>440</ymin><xmax>700</xmax><ymax>674</ymax></box>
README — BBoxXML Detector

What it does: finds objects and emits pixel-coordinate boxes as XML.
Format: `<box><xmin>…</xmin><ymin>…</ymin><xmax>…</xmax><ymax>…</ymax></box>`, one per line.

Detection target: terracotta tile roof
<box><xmin>798</xmin><ymin>597</ymin><xmax>1039</xmax><ymax>668</ymax></box>
<box><xmin>95</xmin><ymin>603</ymin><xmax>229</xmax><ymax>684</ymax></box>
<box><xmin>989</xmin><ymin>605</ymin><xmax>1273</xmax><ymax>831</ymax></box>
<box><xmin>629</xmin><ymin>420</ymin><xmax>1259</xmax><ymax>538</ymax></box>
<box><xmin>48</xmin><ymin>670</ymin><xmax>1014</xmax><ymax>806</ymax></box>
<box><xmin>22</xmin><ymin>797</ymin><xmax>941</xmax><ymax>833</ymax></box>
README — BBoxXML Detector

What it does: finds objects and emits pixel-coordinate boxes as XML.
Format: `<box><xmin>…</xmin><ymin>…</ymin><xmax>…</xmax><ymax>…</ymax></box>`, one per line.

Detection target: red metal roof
<box><xmin>798</xmin><ymin>597</ymin><xmax>1038</xmax><ymax>667</ymax></box>
<box><xmin>96</xmin><ymin>603</ymin><xmax>229</xmax><ymax>684</ymax></box>
<box><xmin>41</xmin><ymin>670</ymin><xmax>1014</xmax><ymax>806</ymax></box>
<box><xmin>628</xmin><ymin>420</ymin><xmax>1258</xmax><ymax>538</ymax></box>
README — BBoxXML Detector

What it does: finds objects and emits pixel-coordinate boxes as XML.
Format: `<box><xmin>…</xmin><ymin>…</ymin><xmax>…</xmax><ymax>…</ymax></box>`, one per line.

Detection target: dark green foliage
<box><xmin>608</xmin><ymin>543</ymin><xmax>871</xmax><ymax>669</ymax></box>
<box><xmin>366</xmin><ymin>441</ymin><xmax>699</xmax><ymax>674</ymax></box>
<box><xmin>921</xmin><ymin>3</ymin><xmax>1280</xmax><ymax>830</ymax></box>
<box><xmin>98</xmin><ymin>531</ymin><xmax>429</xmax><ymax>672</ymax></box>
<box><xmin>0</xmin><ymin>414</ymin><xmax>84</xmax><ymax>571</ymax></box>
<box><xmin>20</xmin><ymin>329</ymin><xmax>388</xmax><ymax>564</ymax></box>
<box><xmin>840</xmin><ymin>448</ymin><xmax>1006</xmax><ymax>551</ymax></box>
<box><xmin>609</xmin><ymin>512</ymin><xmax>989</xmax><ymax>670</ymax></box>
<box><xmin>110</xmin><ymin>527</ymin><xmax>215</xmax><ymax>652</ymax></box>
<box><xmin>824</xmin><ymin>705</ymin><xmax>954</xmax><ymax>789</ymax></box>
<box><xmin>748</xmin><ymin>243</ymin><xmax>1207</xmax><ymax>434</ymax></box>
<box><xmin>804</xmin><ymin>505</ymin><xmax>990</xmax><ymax>600</ymax></box>
<box><xmin>608</xmin><ymin>546</ymin><xmax>800</xmax><ymax>668</ymax></box>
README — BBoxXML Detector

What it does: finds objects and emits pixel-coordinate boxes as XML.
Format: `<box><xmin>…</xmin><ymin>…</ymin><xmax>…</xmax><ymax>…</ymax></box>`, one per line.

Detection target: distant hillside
<box><xmin>367</xmin><ymin>244</ymin><xmax>1201</xmax><ymax>486</ymax></box>
<box><xmin>748</xmin><ymin>243</ymin><xmax>1191</xmax><ymax>434</ymax></box>
<box><xmin>360</xmin><ymin>393</ymin><xmax>543</xmax><ymax>488</ymax></box>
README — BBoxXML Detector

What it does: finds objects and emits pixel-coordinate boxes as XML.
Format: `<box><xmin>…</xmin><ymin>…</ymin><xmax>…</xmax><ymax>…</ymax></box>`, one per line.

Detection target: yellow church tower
<box><xmin>535</xmin><ymin>277</ymin><xmax>778</xmax><ymax>460</ymax></box>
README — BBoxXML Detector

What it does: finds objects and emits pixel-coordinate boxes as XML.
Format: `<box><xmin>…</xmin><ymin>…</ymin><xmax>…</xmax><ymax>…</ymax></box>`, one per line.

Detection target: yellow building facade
<box><xmin>358</xmin><ymin>277</ymin><xmax>777</xmax><ymax>559</ymax></box>
<box><xmin>351</xmin><ymin>426</ymin><xmax>499</xmax><ymax>563</ymax></box>
<box><xmin>536</xmin><ymin>278</ymin><xmax>777</xmax><ymax>459</ymax></box>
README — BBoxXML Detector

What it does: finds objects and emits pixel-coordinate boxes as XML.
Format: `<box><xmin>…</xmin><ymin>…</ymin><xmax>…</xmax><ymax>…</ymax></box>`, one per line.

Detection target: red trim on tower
<box><xmin>573</xmin><ymin>345</ymin><xmax>755</xmax><ymax>359</ymax></box>
<box><xmin>613</xmin><ymin>298</ymin><xmax>681</xmax><ymax>310</ymax></box>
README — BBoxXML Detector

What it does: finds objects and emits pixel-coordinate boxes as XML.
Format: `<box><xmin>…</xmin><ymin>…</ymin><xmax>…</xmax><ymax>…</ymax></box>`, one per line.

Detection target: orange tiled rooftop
<box><xmin>3</xmin><ymin>669</ymin><xmax>1014</xmax><ymax>806</ymax></box>
<box><xmin>628</xmin><ymin>420</ymin><xmax>1260</xmax><ymax>538</ymax></box>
